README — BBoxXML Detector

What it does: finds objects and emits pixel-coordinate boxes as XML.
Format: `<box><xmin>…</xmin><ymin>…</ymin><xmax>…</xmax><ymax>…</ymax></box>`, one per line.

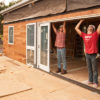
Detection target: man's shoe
<box><xmin>61</xmin><ymin>69</ymin><xmax>67</xmax><ymax>74</ymax></box>
<box><xmin>56</xmin><ymin>68</ymin><xmax>61</xmax><ymax>73</ymax></box>
<box><xmin>93</xmin><ymin>83</ymin><xmax>98</xmax><ymax>88</ymax></box>
<box><xmin>87</xmin><ymin>81</ymin><xmax>93</xmax><ymax>85</ymax></box>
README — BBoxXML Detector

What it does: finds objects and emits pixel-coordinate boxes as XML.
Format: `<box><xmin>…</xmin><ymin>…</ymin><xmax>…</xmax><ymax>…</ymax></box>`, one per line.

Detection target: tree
<box><xmin>0</xmin><ymin>2</ymin><xmax>6</xmax><ymax>35</ymax></box>
<box><xmin>0</xmin><ymin>0</ymin><xmax>23</xmax><ymax>35</ymax></box>
<box><xmin>8</xmin><ymin>0</ymin><xmax>23</xmax><ymax>7</ymax></box>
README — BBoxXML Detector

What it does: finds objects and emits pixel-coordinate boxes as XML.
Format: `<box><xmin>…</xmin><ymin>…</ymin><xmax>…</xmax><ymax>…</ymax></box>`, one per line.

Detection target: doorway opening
<box><xmin>50</xmin><ymin>21</ymin><xmax>86</xmax><ymax>72</ymax></box>
<box><xmin>50</xmin><ymin>18</ymin><xmax>100</xmax><ymax>83</ymax></box>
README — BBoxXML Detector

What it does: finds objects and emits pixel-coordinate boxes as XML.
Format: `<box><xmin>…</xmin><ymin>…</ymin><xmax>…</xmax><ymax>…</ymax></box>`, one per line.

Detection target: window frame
<box><xmin>26</xmin><ymin>23</ymin><xmax>36</xmax><ymax>49</ymax></box>
<box><xmin>8</xmin><ymin>26</ymin><xmax>14</xmax><ymax>45</ymax></box>
<box><xmin>26</xmin><ymin>23</ymin><xmax>36</xmax><ymax>67</ymax></box>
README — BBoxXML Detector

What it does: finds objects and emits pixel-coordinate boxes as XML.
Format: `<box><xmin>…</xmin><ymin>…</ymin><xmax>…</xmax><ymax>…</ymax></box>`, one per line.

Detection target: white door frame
<box><xmin>37</xmin><ymin>22</ymin><xmax>50</xmax><ymax>72</ymax></box>
<box><xmin>26</xmin><ymin>23</ymin><xmax>36</xmax><ymax>67</ymax></box>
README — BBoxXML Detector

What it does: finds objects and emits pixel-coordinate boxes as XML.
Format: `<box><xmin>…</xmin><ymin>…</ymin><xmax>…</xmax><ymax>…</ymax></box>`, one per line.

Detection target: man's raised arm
<box><xmin>52</xmin><ymin>23</ymin><xmax>57</xmax><ymax>34</ymax></box>
<box><xmin>97</xmin><ymin>24</ymin><xmax>100</xmax><ymax>34</ymax></box>
<box><xmin>75</xmin><ymin>20</ymin><xmax>84</xmax><ymax>36</ymax></box>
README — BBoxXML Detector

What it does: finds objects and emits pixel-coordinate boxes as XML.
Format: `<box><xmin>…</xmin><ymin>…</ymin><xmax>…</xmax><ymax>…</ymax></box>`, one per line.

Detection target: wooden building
<box><xmin>0</xmin><ymin>0</ymin><xmax>100</xmax><ymax>72</ymax></box>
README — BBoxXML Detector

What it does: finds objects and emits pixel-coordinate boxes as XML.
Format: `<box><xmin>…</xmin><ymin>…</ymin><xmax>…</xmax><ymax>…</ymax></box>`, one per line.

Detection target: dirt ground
<box><xmin>0</xmin><ymin>56</ymin><xmax>100</xmax><ymax>100</ymax></box>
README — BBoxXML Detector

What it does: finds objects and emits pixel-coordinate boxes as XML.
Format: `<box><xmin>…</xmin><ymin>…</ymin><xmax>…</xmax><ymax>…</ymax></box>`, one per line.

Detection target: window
<box><xmin>27</xmin><ymin>24</ymin><xmax>34</xmax><ymax>46</ymax></box>
<box><xmin>8</xmin><ymin>26</ymin><xmax>14</xmax><ymax>44</ymax></box>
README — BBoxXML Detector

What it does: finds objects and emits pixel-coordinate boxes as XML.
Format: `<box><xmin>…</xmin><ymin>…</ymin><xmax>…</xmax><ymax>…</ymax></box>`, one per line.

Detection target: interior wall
<box><xmin>66</xmin><ymin>22</ymin><xmax>84</xmax><ymax>57</ymax></box>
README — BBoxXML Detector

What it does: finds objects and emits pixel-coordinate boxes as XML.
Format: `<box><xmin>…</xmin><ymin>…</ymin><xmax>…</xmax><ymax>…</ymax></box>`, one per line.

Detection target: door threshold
<box><xmin>50</xmin><ymin>72</ymin><xmax>100</xmax><ymax>94</ymax></box>
<box><xmin>34</xmin><ymin>67</ymin><xmax>100</xmax><ymax>94</ymax></box>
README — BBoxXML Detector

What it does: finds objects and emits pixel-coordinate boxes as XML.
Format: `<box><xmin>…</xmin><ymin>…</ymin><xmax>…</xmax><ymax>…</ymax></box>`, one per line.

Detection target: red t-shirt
<box><xmin>80</xmin><ymin>31</ymin><xmax>100</xmax><ymax>54</ymax></box>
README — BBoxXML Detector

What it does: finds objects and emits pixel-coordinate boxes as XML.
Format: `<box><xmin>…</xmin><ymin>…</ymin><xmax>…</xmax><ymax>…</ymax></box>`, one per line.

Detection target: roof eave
<box><xmin>0</xmin><ymin>0</ymin><xmax>38</xmax><ymax>15</ymax></box>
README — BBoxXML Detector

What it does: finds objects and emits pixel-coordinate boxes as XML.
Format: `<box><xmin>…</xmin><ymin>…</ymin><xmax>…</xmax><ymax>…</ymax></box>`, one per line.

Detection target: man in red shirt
<box><xmin>52</xmin><ymin>22</ymin><xmax>67</xmax><ymax>74</ymax></box>
<box><xmin>75</xmin><ymin>20</ymin><xmax>100</xmax><ymax>88</ymax></box>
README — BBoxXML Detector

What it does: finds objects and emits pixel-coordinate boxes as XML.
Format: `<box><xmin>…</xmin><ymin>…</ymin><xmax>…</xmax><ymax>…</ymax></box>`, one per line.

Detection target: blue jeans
<box><xmin>57</xmin><ymin>48</ymin><xmax>67</xmax><ymax>70</ymax></box>
<box><xmin>86</xmin><ymin>54</ymin><xmax>98</xmax><ymax>84</ymax></box>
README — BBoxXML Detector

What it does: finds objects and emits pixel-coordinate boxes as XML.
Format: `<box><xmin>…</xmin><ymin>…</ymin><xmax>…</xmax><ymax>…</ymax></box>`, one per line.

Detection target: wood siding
<box><xmin>3</xmin><ymin>8</ymin><xmax>100</xmax><ymax>64</ymax></box>
<box><xmin>3</xmin><ymin>22</ymin><xmax>26</xmax><ymax>63</ymax></box>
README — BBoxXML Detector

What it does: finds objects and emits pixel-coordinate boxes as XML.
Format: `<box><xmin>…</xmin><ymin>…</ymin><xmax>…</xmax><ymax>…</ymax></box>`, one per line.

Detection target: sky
<box><xmin>0</xmin><ymin>0</ymin><xmax>18</xmax><ymax>5</ymax></box>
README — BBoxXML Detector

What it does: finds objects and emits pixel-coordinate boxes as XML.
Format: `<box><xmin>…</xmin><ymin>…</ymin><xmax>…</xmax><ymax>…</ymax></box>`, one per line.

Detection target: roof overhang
<box><xmin>0</xmin><ymin>0</ymin><xmax>38</xmax><ymax>15</ymax></box>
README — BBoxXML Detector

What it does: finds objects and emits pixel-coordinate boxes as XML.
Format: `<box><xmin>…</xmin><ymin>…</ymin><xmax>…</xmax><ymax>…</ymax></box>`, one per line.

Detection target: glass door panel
<box><xmin>26</xmin><ymin>23</ymin><xmax>36</xmax><ymax>67</ymax></box>
<box><xmin>38</xmin><ymin>23</ymin><xmax>50</xmax><ymax>72</ymax></box>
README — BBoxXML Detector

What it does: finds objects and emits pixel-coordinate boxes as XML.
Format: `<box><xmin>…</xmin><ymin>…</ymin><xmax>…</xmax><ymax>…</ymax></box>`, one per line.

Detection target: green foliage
<box><xmin>0</xmin><ymin>0</ymin><xmax>23</xmax><ymax>35</ymax></box>
<box><xmin>0</xmin><ymin>34</ymin><xmax>3</xmax><ymax>41</ymax></box>
<box><xmin>0</xmin><ymin>2</ymin><xmax>7</xmax><ymax>11</ymax></box>
<box><xmin>0</xmin><ymin>15</ymin><xmax>3</xmax><ymax>35</ymax></box>
<box><xmin>0</xmin><ymin>2</ymin><xmax>5</xmax><ymax>35</ymax></box>
<box><xmin>8</xmin><ymin>0</ymin><xmax>23</xmax><ymax>7</ymax></box>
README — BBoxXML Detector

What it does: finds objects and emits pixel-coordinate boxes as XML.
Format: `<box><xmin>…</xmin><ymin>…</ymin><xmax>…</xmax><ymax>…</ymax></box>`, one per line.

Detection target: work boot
<box><xmin>61</xmin><ymin>69</ymin><xmax>67</xmax><ymax>74</ymax></box>
<box><xmin>56</xmin><ymin>68</ymin><xmax>61</xmax><ymax>73</ymax></box>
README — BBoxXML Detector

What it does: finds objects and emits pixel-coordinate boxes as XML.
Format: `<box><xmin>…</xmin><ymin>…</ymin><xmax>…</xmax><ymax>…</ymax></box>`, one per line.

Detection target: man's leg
<box><xmin>86</xmin><ymin>54</ymin><xmax>93</xmax><ymax>83</ymax></box>
<box><xmin>91</xmin><ymin>54</ymin><xmax>98</xmax><ymax>84</ymax></box>
<box><xmin>61</xmin><ymin>48</ymin><xmax>67</xmax><ymax>74</ymax></box>
<box><xmin>56</xmin><ymin>48</ymin><xmax>61</xmax><ymax>73</ymax></box>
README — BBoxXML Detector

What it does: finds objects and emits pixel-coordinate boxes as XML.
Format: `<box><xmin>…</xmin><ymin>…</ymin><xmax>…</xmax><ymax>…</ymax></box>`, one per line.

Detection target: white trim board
<box><xmin>0</xmin><ymin>0</ymin><xmax>38</xmax><ymax>15</ymax></box>
<box><xmin>38</xmin><ymin>13</ymin><xmax>100</xmax><ymax>24</ymax></box>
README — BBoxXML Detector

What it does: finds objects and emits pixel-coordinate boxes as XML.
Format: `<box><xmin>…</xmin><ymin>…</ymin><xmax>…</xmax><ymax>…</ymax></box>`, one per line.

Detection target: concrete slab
<box><xmin>0</xmin><ymin>66</ymin><xmax>6</xmax><ymax>73</ymax></box>
<box><xmin>0</xmin><ymin>56</ymin><xmax>99</xmax><ymax>100</ymax></box>
<box><xmin>0</xmin><ymin>79</ymin><xmax>32</xmax><ymax>97</ymax></box>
